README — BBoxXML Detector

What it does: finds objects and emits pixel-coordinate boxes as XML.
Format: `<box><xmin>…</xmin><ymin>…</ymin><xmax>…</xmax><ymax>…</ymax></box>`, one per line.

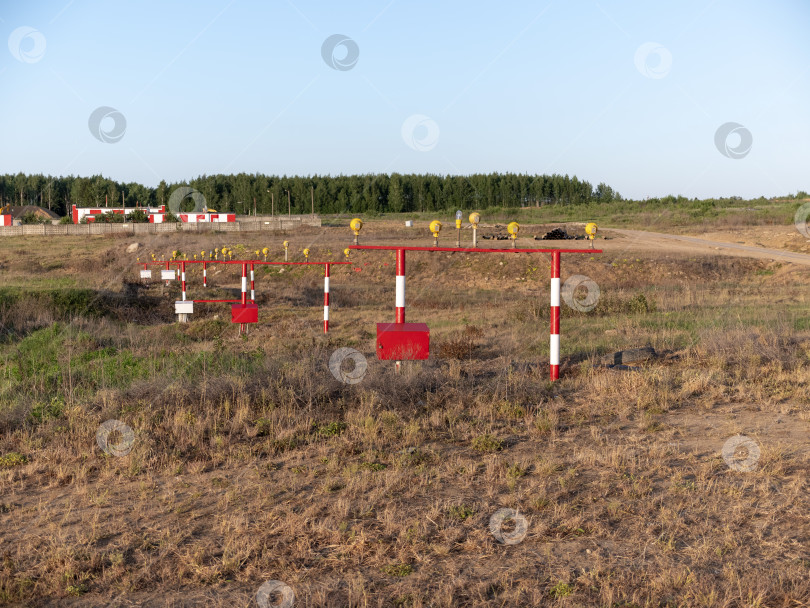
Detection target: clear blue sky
<box><xmin>1</xmin><ymin>0</ymin><xmax>808</xmax><ymax>199</ymax></box>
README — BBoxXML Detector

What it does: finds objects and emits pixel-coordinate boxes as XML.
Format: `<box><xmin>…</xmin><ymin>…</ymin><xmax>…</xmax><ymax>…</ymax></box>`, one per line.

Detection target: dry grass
<box><xmin>1</xmin><ymin>228</ymin><xmax>810</xmax><ymax>607</ymax></box>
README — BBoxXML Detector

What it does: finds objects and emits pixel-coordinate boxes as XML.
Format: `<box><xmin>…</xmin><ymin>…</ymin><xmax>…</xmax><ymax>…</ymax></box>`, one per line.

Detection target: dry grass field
<box><xmin>1</xmin><ymin>219</ymin><xmax>810</xmax><ymax>607</ymax></box>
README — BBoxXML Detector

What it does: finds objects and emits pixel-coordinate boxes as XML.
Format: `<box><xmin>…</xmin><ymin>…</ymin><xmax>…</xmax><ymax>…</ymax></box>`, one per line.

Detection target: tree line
<box><xmin>0</xmin><ymin>172</ymin><xmax>621</xmax><ymax>217</ymax></box>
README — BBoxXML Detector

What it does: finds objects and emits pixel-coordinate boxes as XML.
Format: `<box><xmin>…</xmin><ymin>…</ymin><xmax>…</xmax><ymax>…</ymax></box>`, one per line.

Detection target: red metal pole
<box><xmin>181</xmin><ymin>261</ymin><xmax>186</xmax><ymax>301</ymax></box>
<box><xmin>250</xmin><ymin>262</ymin><xmax>255</xmax><ymax>302</ymax></box>
<box><xmin>165</xmin><ymin>260</ymin><xmax>170</xmax><ymax>286</ymax></box>
<box><xmin>203</xmin><ymin>261</ymin><xmax>207</xmax><ymax>287</ymax></box>
<box><xmin>550</xmin><ymin>251</ymin><xmax>561</xmax><ymax>381</ymax></box>
<box><xmin>323</xmin><ymin>263</ymin><xmax>330</xmax><ymax>334</ymax></box>
<box><xmin>395</xmin><ymin>248</ymin><xmax>405</xmax><ymax>324</ymax></box>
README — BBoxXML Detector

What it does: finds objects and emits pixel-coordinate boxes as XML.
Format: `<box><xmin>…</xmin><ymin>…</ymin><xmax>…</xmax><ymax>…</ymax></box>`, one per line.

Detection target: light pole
<box><xmin>286</xmin><ymin>190</ymin><xmax>291</xmax><ymax>217</ymax></box>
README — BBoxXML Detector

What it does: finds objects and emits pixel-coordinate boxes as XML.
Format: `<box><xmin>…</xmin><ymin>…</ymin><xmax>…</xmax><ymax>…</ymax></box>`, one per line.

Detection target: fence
<box><xmin>0</xmin><ymin>216</ymin><xmax>321</xmax><ymax>237</ymax></box>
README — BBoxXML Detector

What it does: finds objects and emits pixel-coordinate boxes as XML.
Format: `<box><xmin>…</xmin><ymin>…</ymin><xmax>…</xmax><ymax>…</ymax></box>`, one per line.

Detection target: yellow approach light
<box><xmin>303</xmin><ymin>248</ymin><xmax>310</xmax><ymax>260</ymax></box>
<box><xmin>507</xmin><ymin>222</ymin><xmax>520</xmax><ymax>248</ymax></box>
<box><xmin>585</xmin><ymin>222</ymin><xmax>597</xmax><ymax>249</ymax></box>
<box><xmin>350</xmin><ymin>217</ymin><xmax>363</xmax><ymax>245</ymax></box>
<box><xmin>343</xmin><ymin>248</ymin><xmax>351</xmax><ymax>259</ymax></box>
<box><xmin>429</xmin><ymin>220</ymin><xmax>442</xmax><ymax>237</ymax></box>
<box><xmin>469</xmin><ymin>212</ymin><xmax>481</xmax><ymax>247</ymax></box>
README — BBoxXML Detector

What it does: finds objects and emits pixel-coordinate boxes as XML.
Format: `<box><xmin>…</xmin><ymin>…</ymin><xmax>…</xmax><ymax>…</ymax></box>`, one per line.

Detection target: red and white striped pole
<box><xmin>241</xmin><ymin>263</ymin><xmax>248</xmax><ymax>306</ymax></box>
<box><xmin>202</xmin><ymin>262</ymin><xmax>207</xmax><ymax>287</ymax></box>
<box><xmin>395</xmin><ymin>248</ymin><xmax>405</xmax><ymax>324</ymax></box>
<box><xmin>323</xmin><ymin>263</ymin><xmax>330</xmax><ymax>334</ymax></box>
<box><xmin>181</xmin><ymin>261</ymin><xmax>187</xmax><ymax>301</ymax></box>
<box><xmin>550</xmin><ymin>250</ymin><xmax>560</xmax><ymax>381</ymax></box>
<box><xmin>250</xmin><ymin>262</ymin><xmax>255</xmax><ymax>302</ymax></box>
<box><xmin>240</xmin><ymin>262</ymin><xmax>248</xmax><ymax>335</ymax></box>
<box><xmin>165</xmin><ymin>260</ymin><xmax>170</xmax><ymax>286</ymax></box>
<box><xmin>395</xmin><ymin>249</ymin><xmax>406</xmax><ymax>373</ymax></box>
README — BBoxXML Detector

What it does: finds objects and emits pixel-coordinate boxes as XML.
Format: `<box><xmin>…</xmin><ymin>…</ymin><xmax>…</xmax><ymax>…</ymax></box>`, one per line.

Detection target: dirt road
<box><xmin>603</xmin><ymin>228</ymin><xmax>810</xmax><ymax>266</ymax></box>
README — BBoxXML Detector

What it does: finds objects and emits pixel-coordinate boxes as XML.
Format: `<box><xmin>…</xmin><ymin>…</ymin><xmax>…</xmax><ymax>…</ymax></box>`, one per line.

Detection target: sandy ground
<box><xmin>359</xmin><ymin>220</ymin><xmax>810</xmax><ymax>266</ymax></box>
<box><xmin>601</xmin><ymin>228</ymin><xmax>810</xmax><ymax>266</ymax></box>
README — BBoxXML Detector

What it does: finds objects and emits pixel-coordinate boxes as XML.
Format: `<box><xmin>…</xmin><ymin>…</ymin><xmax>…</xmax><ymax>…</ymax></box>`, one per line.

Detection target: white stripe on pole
<box><xmin>324</xmin><ymin>277</ymin><xmax>330</xmax><ymax>293</ymax></box>
<box><xmin>395</xmin><ymin>275</ymin><xmax>405</xmax><ymax>308</ymax></box>
<box><xmin>324</xmin><ymin>305</ymin><xmax>329</xmax><ymax>320</ymax></box>
<box><xmin>550</xmin><ymin>277</ymin><xmax>560</xmax><ymax>307</ymax></box>
<box><xmin>550</xmin><ymin>334</ymin><xmax>560</xmax><ymax>365</ymax></box>
<box><xmin>241</xmin><ymin>277</ymin><xmax>247</xmax><ymax>292</ymax></box>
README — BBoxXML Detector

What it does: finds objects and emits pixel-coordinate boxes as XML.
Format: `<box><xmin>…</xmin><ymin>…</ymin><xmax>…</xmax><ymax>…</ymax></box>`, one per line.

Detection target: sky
<box><xmin>0</xmin><ymin>0</ymin><xmax>808</xmax><ymax>200</ymax></box>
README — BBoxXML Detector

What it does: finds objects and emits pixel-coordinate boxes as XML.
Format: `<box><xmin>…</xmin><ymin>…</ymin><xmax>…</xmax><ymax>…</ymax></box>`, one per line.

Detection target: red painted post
<box><xmin>395</xmin><ymin>248</ymin><xmax>405</xmax><ymax>324</ymax></box>
<box><xmin>250</xmin><ymin>262</ymin><xmax>255</xmax><ymax>302</ymax></box>
<box><xmin>203</xmin><ymin>261</ymin><xmax>207</xmax><ymax>287</ymax></box>
<box><xmin>181</xmin><ymin>261</ymin><xmax>187</xmax><ymax>301</ymax></box>
<box><xmin>550</xmin><ymin>251</ymin><xmax>561</xmax><ymax>381</ymax></box>
<box><xmin>323</xmin><ymin>263</ymin><xmax>330</xmax><ymax>334</ymax></box>
<box><xmin>165</xmin><ymin>260</ymin><xmax>170</xmax><ymax>286</ymax></box>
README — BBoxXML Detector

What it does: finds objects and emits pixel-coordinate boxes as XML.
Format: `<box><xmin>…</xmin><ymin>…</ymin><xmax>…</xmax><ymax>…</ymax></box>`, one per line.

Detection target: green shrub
<box><xmin>381</xmin><ymin>564</ymin><xmax>413</xmax><ymax>577</ymax></box>
<box><xmin>549</xmin><ymin>581</ymin><xmax>573</xmax><ymax>598</ymax></box>
<box><xmin>127</xmin><ymin>209</ymin><xmax>149</xmax><ymax>223</ymax></box>
<box><xmin>472</xmin><ymin>434</ymin><xmax>503</xmax><ymax>452</ymax></box>
<box><xmin>50</xmin><ymin>289</ymin><xmax>99</xmax><ymax>317</ymax></box>
<box><xmin>448</xmin><ymin>504</ymin><xmax>475</xmax><ymax>520</ymax></box>
<box><xmin>98</xmin><ymin>211</ymin><xmax>127</xmax><ymax>223</ymax></box>
<box><xmin>29</xmin><ymin>397</ymin><xmax>64</xmax><ymax>424</ymax></box>
<box><xmin>0</xmin><ymin>452</ymin><xmax>27</xmax><ymax>469</ymax></box>
<box><xmin>20</xmin><ymin>212</ymin><xmax>48</xmax><ymax>225</ymax></box>
<box><xmin>315</xmin><ymin>421</ymin><xmax>346</xmax><ymax>437</ymax></box>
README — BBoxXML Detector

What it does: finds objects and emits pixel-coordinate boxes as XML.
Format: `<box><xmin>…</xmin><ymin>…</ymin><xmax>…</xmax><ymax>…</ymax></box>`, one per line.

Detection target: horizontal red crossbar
<box><xmin>193</xmin><ymin>299</ymin><xmax>250</xmax><ymax>303</ymax></box>
<box><xmin>349</xmin><ymin>245</ymin><xmax>601</xmax><ymax>254</ymax></box>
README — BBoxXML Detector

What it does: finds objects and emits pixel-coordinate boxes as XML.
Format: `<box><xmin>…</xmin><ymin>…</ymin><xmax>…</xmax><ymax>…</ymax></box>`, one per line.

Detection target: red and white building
<box><xmin>72</xmin><ymin>204</ymin><xmax>165</xmax><ymax>224</ymax></box>
<box><xmin>149</xmin><ymin>212</ymin><xmax>236</xmax><ymax>223</ymax></box>
<box><xmin>71</xmin><ymin>205</ymin><xmax>236</xmax><ymax>224</ymax></box>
